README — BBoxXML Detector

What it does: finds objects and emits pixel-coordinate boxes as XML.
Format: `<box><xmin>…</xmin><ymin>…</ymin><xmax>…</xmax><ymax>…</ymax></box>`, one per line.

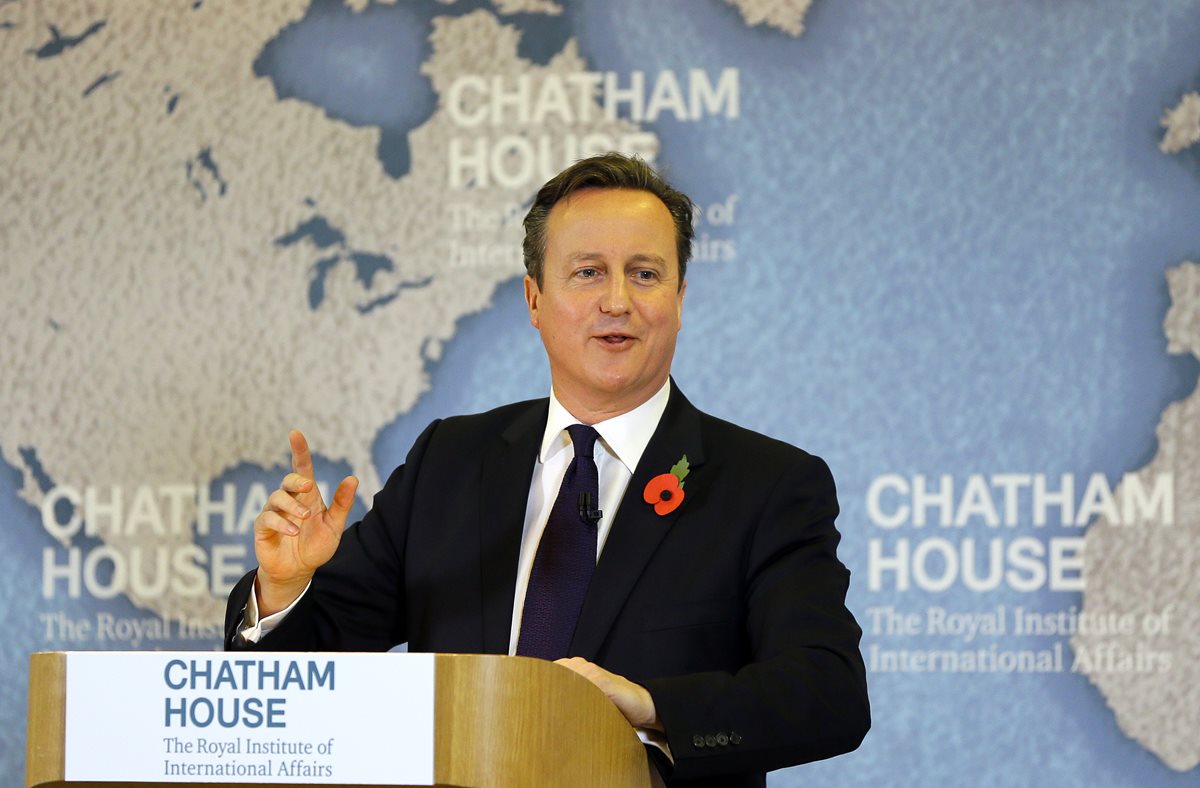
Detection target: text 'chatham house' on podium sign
<box><xmin>63</xmin><ymin>651</ymin><xmax>435</xmax><ymax>784</ymax></box>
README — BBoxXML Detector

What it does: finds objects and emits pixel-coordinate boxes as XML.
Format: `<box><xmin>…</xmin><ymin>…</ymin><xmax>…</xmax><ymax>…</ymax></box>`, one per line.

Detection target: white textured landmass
<box><xmin>723</xmin><ymin>0</ymin><xmax>811</xmax><ymax>37</ymax></box>
<box><xmin>491</xmin><ymin>0</ymin><xmax>563</xmax><ymax>15</ymax></box>
<box><xmin>1160</xmin><ymin>93</ymin><xmax>1200</xmax><ymax>154</ymax></box>
<box><xmin>1073</xmin><ymin>261</ymin><xmax>1200</xmax><ymax>771</ymax></box>
<box><xmin>345</xmin><ymin>0</ymin><xmax>562</xmax><ymax>14</ymax></box>
<box><xmin>0</xmin><ymin>2</ymin><xmax>652</xmax><ymax>623</ymax></box>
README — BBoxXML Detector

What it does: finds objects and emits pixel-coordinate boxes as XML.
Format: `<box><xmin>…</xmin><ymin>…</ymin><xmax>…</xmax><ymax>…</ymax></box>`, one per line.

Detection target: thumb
<box><xmin>325</xmin><ymin>476</ymin><xmax>359</xmax><ymax>527</ymax></box>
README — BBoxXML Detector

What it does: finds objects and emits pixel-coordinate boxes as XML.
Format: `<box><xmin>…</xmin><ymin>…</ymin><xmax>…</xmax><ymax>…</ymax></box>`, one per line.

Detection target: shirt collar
<box><xmin>539</xmin><ymin>379</ymin><xmax>672</xmax><ymax>474</ymax></box>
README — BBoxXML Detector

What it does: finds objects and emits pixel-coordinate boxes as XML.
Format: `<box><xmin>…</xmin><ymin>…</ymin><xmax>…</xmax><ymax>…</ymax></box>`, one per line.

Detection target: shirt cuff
<box><xmin>238</xmin><ymin>574</ymin><xmax>311</xmax><ymax>643</ymax></box>
<box><xmin>637</xmin><ymin>727</ymin><xmax>674</xmax><ymax>765</ymax></box>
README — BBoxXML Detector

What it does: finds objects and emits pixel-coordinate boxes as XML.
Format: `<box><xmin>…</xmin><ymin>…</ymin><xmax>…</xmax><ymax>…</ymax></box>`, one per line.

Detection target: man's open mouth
<box><xmin>597</xmin><ymin>333</ymin><xmax>634</xmax><ymax>345</ymax></box>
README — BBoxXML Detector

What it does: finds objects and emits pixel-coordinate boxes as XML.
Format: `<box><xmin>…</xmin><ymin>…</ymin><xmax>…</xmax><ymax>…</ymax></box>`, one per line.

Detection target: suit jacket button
<box><xmin>729</xmin><ymin>731</ymin><xmax>742</xmax><ymax>745</ymax></box>
<box><xmin>704</xmin><ymin>734</ymin><xmax>717</xmax><ymax>747</ymax></box>
<box><xmin>716</xmin><ymin>733</ymin><xmax>729</xmax><ymax>746</ymax></box>
<box><xmin>692</xmin><ymin>735</ymin><xmax>706</xmax><ymax>749</ymax></box>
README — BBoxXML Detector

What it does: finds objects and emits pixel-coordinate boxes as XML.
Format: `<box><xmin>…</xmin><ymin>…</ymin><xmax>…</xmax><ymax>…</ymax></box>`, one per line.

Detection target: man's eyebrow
<box><xmin>565</xmin><ymin>252</ymin><xmax>669</xmax><ymax>268</ymax></box>
<box><xmin>567</xmin><ymin>252</ymin><xmax>607</xmax><ymax>263</ymax></box>
<box><xmin>627</xmin><ymin>253</ymin><xmax>667</xmax><ymax>266</ymax></box>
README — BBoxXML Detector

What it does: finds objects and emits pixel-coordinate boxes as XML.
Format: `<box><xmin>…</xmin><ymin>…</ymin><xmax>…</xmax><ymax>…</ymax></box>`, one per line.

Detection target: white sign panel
<box><xmin>64</xmin><ymin>652</ymin><xmax>435</xmax><ymax>785</ymax></box>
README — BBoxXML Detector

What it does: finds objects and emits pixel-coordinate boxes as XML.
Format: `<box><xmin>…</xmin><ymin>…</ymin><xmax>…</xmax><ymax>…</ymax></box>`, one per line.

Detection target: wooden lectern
<box><xmin>27</xmin><ymin>652</ymin><xmax>666</xmax><ymax>788</ymax></box>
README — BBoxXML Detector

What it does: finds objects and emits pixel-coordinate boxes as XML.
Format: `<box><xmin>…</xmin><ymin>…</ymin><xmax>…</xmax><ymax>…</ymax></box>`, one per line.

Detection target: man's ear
<box><xmin>524</xmin><ymin>274</ymin><xmax>541</xmax><ymax>329</ymax></box>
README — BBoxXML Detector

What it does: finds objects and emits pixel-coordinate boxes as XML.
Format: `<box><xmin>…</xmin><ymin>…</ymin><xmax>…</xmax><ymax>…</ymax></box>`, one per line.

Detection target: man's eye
<box><xmin>577</xmin><ymin>267</ymin><xmax>599</xmax><ymax>278</ymax></box>
<box><xmin>634</xmin><ymin>270</ymin><xmax>658</xmax><ymax>281</ymax></box>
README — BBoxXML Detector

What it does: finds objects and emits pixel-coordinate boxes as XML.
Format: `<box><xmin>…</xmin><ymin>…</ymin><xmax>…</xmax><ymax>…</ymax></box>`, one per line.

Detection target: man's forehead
<box><xmin>549</xmin><ymin>186</ymin><xmax>668</xmax><ymax>216</ymax></box>
<box><xmin>542</xmin><ymin>187</ymin><xmax>679</xmax><ymax>273</ymax></box>
<box><xmin>546</xmin><ymin>189</ymin><xmax>674</xmax><ymax>240</ymax></box>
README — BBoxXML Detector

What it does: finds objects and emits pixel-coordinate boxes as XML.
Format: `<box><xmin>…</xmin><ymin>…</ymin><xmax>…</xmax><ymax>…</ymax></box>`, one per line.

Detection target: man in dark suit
<box><xmin>226</xmin><ymin>153</ymin><xmax>869</xmax><ymax>786</ymax></box>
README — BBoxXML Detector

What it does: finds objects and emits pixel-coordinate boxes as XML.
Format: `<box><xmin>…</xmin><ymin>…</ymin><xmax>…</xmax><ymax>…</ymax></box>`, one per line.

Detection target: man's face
<box><xmin>525</xmin><ymin>188</ymin><xmax>686</xmax><ymax>420</ymax></box>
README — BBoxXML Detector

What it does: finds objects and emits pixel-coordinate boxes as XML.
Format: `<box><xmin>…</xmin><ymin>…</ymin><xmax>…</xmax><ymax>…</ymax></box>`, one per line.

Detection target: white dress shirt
<box><xmin>507</xmin><ymin>380</ymin><xmax>670</xmax><ymax>653</ymax></box>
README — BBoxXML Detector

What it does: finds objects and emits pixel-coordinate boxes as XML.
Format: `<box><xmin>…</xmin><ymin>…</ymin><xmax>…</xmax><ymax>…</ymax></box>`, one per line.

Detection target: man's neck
<box><xmin>552</xmin><ymin>379</ymin><xmax>670</xmax><ymax>425</ymax></box>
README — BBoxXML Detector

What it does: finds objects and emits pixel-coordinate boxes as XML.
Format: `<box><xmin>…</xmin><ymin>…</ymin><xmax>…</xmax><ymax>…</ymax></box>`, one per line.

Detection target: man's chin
<box><xmin>587</xmin><ymin>371</ymin><xmax>664</xmax><ymax>403</ymax></box>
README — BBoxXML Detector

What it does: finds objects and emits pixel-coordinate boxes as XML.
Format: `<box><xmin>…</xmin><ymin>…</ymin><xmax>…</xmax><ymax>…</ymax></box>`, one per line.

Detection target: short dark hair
<box><xmin>522</xmin><ymin>153</ymin><xmax>694</xmax><ymax>289</ymax></box>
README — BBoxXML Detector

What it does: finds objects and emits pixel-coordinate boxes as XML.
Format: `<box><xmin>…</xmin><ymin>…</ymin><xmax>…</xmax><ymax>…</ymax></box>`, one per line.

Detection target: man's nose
<box><xmin>602</xmin><ymin>276</ymin><xmax>630</xmax><ymax>315</ymax></box>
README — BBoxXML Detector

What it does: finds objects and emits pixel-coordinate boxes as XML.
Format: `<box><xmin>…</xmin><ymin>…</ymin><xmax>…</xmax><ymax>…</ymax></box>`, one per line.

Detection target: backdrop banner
<box><xmin>2</xmin><ymin>1</ymin><xmax>1198</xmax><ymax>786</ymax></box>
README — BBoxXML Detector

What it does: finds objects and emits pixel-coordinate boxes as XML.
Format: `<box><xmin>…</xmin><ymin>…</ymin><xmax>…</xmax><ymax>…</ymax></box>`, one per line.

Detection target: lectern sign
<box><xmin>63</xmin><ymin>651</ymin><xmax>435</xmax><ymax>784</ymax></box>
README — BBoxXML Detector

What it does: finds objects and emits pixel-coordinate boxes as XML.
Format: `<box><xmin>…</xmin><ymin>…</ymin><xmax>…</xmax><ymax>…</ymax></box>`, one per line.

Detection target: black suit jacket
<box><xmin>225</xmin><ymin>382</ymin><xmax>870</xmax><ymax>786</ymax></box>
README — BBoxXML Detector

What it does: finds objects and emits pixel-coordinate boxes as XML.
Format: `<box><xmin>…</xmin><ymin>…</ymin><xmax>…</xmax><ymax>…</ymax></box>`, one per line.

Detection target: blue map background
<box><xmin>4</xmin><ymin>0</ymin><xmax>1200</xmax><ymax>785</ymax></box>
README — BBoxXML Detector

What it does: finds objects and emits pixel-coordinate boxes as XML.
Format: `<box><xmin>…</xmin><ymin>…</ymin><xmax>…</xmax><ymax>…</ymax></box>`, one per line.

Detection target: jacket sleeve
<box><xmin>642</xmin><ymin>454</ymin><xmax>870</xmax><ymax>780</ymax></box>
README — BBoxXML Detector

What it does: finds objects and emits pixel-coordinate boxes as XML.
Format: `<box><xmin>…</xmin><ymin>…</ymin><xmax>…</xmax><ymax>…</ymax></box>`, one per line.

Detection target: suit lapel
<box><xmin>570</xmin><ymin>382</ymin><xmax>706</xmax><ymax>659</ymax></box>
<box><xmin>478</xmin><ymin>400</ymin><xmax>547</xmax><ymax>654</ymax></box>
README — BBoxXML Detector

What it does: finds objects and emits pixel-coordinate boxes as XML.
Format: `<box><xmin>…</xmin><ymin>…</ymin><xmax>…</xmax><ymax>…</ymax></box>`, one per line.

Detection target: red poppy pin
<box><xmin>643</xmin><ymin>455</ymin><xmax>690</xmax><ymax>515</ymax></box>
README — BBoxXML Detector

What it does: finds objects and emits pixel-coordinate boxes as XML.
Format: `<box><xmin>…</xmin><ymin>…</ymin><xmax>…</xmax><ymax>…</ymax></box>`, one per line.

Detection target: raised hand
<box><xmin>253</xmin><ymin>430</ymin><xmax>358</xmax><ymax>616</ymax></box>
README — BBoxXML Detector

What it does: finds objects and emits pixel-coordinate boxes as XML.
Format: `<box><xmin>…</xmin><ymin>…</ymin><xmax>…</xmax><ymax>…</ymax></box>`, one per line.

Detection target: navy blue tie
<box><xmin>517</xmin><ymin>424</ymin><xmax>601</xmax><ymax>660</ymax></box>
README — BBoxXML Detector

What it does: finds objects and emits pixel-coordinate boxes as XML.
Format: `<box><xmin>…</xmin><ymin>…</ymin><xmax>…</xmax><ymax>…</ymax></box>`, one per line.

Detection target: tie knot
<box><xmin>566</xmin><ymin>424</ymin><xmax>599</xmax><ymax>459</ymax></box>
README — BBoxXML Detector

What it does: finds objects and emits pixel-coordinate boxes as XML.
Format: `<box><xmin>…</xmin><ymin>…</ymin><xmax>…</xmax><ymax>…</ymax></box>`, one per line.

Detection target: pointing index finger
<box><xmin>289</xmin><ymin>429</ymin><xmax>315</xmax><ymax>480</ymax></box>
